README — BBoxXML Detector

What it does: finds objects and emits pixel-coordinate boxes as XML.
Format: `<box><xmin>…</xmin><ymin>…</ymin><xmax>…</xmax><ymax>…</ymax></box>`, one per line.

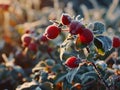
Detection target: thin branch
<box><xmin>2</xmin><ymin>53</ymin><xmax>8</xmax><ymax>63</ymax></box>
<box><xmin>91</xmin><ymin>62</ymin><xmax>110</xmax><ymax>90</ymax></box>
<box><xmin>106</xmin><ymin>0</ymin><xmax>119</xmax><ymax>18</ymax></box>
<box><xmin>105</xmin><ymin>50</ymin><xmax>118</xmax><ymax>63</ymax></box>
<box><xmin>80</xmin><ymin>4</ymin><xmax>90</xmax><ymax>22</ymax></box>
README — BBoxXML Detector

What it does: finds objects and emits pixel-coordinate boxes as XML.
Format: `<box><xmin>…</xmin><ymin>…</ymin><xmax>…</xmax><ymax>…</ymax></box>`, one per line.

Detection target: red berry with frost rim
<box><xmin>61</xmin><ymin>13</ymin><xmax>72</xmax><ymax>25</ymax></box>
<box><xmin>28</xmin><ymin>42</ymin><xmax>38</xmax><ymax>52</ymax></box>
<box><xmin>112</xmin><ymin>36</ymin><xmax>120</xmax><ymax>48</ymax></box>
<box><xmin>45</xmin><ymin>25</ymin><xmax>61</xmax><ymax>39</ymax></box>
<box><xmin>65</xmin><ymin>56</ymin><xmax>81</xmax><ymax>68</ymax></box>
<box><xmin>69</xmin><ymin>20</ymin><xmax>84</xmax><ymax>35</ymax></box>
<box><xmin>40</xmin><ymin>35</ymin><xmax>48</xmax><ymax>42</ymax></box>
<box><xmin>21</xmin><ymin>34</ymin><xmax>32</xmax><ymax>47</ymax></box>
<box><xmin>79</xmin><ymin>28</ymin><xmax>94</xmax><ymax>45</ymax></box>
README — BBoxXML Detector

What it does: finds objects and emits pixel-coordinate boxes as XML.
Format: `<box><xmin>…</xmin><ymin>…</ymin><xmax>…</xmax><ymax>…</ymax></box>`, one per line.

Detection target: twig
<box><xmin>89</xmin><ymin>0</ymin><xmax>99</xmax><ymax>9</ymax></box>
<box><xmin>106</xmin><ymin>0</ymin><xmax>119</xmax><ymax>18</ymax></box>
<box><xmin>80</xmin><ymin>4</ymin><xmax>90</xmax><ymax>22</ymax></box>
<box><xmin>83</xmin><ymin>79</ymin><xmax>96</xmax><ymax>87</ymax></box>
<box><xmin>105</xmin><ymin>50</ymin><xmax>118</xmax><ymax>63</ymax></box>
<box><xmin>2</xmin><ymin>53</ymin><xmax>8</xmax><ymax>63</ymax></box>
<box><xmin>91</xmin><ymin>62</ymin><xmax>110</xmax><ymax>90</ymax></box>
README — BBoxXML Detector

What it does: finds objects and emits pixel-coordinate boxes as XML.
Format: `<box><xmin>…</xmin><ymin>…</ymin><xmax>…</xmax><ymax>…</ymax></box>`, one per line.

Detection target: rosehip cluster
<box><xmin>112</xmin><ymin>36</ymin><xmax>120</xmax><ymax>48</ymax></box>
<box><xmin>62</xmin><ymin>14</ymin><xmax>94</xmax><ymax>45</ymax></box>
<box><xmin>42</xmin><ymin>13</ymin><xmax>94</xmax><ymax>46</ymax></box>
<box><xmin>21</xmin><ymin>29</ymin><xmax>52</xmax><ymax>53</ymax></box>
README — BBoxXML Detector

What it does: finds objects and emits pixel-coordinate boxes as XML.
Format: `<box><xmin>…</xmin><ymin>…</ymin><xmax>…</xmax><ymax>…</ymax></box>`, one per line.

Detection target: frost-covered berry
<box><xmin>21</xmin><ymin>34</ymin><xmax>32</xmax><ymax>47</ymax></box>
<box><xmin>112</xmin><ymin>36</ymin><xmax>120</xmax><ymax>48</ymax></box>
<box><xmin>61</xmin><ymin>13</ymin><xmax>72</xmax><ymax>25</ymax></box>
<box><xmin>69</xmin><ymin>20</ymin><xmax>84</xmax><ymax>35</ymax></box>
<box><xmin>79</xmin><ymin>28</ymin><xmax>94</xmax><ymax>45</ymax></box>
<box><xmin>65</xmin><ymin>56</ymin><xmax>81</xmax><ymax>68</ymax></box>
<box><xmin>45</xmin><ymin>25</ymin><xmax>61</xmax><ymax>39</ymax></box>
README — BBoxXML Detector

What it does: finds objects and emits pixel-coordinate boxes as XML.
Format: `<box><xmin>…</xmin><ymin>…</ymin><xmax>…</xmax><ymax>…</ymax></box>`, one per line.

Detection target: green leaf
<box><xmin>93</xmin><ymin>22</ymin><xmax>105</xmax><ymax>34</ymax></box>
<box><xmin>80</xmin><ymin>71</ymin><xmax>98</xmax><ymax>84</ymax></box>
<box><xmin>32</xmin><ymin>61</ymin><xmax>46</xmax><ymax>72</ymax></box>
<box><xmin>45</xmin><ymin>59</ymin><xmax>55</xmax><ymax>67</ymax></box>
<box><xmin>63</xmin><ymin>79</ymin><xmax>72</xmax><ymax>90</ymax></box>
<box><xmin>51</xmin><ymin>64</ymin><xmax>62</xmax><ymax>73</ymax></box>
<box><xmin>35</xmin><ymin>87</ymin><xmax>42</xmax><ymax>90</ymax></box>
<box><xmin>40</xmin><ymin>82</ymin><xmax>53</xmax><ymax>90</ymax></box>
<box><xmin>13</xmin><ymin>66</ymin><xmax>26</xmax><ymax>77</ymax></box>
<box><xmin>94</xmin><ymin>35</ymin><xmax>112</xmax><ymax>55</ymax></box>
<box><xmin>66</xmin><ymin>65</ymin><xmax>81</xmax><ymax>84</ymax></box>
<box><xmin>60</xmin><ymin>34</ymin><xmax>76</xmax><ymax>60</ymax></box>
<box><xmin>16</xmin><ymin>80</ymin><xmax>39</xmax><ymax>90</ymax></box>
<box><xmin>54</xmin><ymin>73</ymin><xmax>67</xmax><ymax>84</ymax></box>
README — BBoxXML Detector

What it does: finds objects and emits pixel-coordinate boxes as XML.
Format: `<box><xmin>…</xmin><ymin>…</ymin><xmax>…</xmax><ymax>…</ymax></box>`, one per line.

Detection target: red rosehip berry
<box><xmin>112</xmin><ymin>36</ymin><xmax>120</xmax><ymax>48</ymax></box>
<box><xmin>79</xmin><ymin>28</ymin><xmax>94</xmax><ymax>45</ymax></box>
<box><xmin>28</xmin><ymin>42</ymin><xmax>38</xmax><ymax>52</ymax></box>
<box><xmin>40</xmin><ymin>35</ymin><xmax>48</xmax><ymax>42</ymax></box>
<box><xmin>45</xmin><ymin>25</ymin><xmax>61</xmax><ymax>39</ymax></box>
<box><xmin>21</xmin><ymin>34</ymin><xmax>32</xmax><ymax>47</ymax></box>
<box><xmin>65</xmin><ymin>56</ymin><xmax>81</xmax><ymax>68</ymax></box>
<box><xmin>61</xmin><ymin>13</ymin><xmax>72</xmax><ymax>25</ymax></box>
<box><xmin>69</xmin><ymin>20</ymin><xmax>84</xmax><ymax>35</ymax></box>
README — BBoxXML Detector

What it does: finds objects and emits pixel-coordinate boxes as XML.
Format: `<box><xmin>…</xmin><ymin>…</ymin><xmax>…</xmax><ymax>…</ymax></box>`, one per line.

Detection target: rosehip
<box><xmin>61</xmin><ymin>13</ymin><xmax>72</xmax><ymax>25</ymax></box>
<box><xmin>69</xmin><ymin>20</ymin><xmax>84</xmax><ymax>35</ymax></box>
<box><xmin>45</xmin><ymin>25</ymin><xmax>61</xmax><ymax>39</ymax></box>
<box><xmin>65</xmin><ymin>56</ymin><xmax>81</xmax><ymax>68</ymax></box>
<box><xmin>40</xmin><ymin>35</ymin><xmax>48</xmax><ymax>42</ymax></box>
<box><xmin>28</xmin><ymin>42</ymin><xmax>38</xmax><ymax>52</ymax></box>
<box><xmin>79</xmin><ymin>28</ymin><xmax>94</xmax><ymax>45</ymax></box>
<box><xmin>112</xmin><ymin>36</ymin><xmax>120</xmax><ymax>48</ymax></box>
<box><xmin>21</xmin><ymin>34</ymin><xmax>32</xmax><ymax>47</ymax></box>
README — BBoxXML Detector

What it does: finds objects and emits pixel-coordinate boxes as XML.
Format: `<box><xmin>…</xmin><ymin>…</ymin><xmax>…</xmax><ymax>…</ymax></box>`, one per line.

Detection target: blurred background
<box><xmin>0</xmin><ymin>0</ymin><xmax>120</xmax><ymax>89</ymax></box>
<box><xmin>1</xmin><ymin>0</ymin><xmax>120</xmax><ymax>61</ymax></box>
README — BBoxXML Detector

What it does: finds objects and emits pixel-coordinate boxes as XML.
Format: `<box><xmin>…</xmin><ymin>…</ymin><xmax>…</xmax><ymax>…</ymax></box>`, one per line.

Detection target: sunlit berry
<box><xmin>65</xmin><ymin>56</ymin><xmax>81</xmax><ymax>68</ymax></box>
<box><xmin>112</xmin><ymin>36</ymin><xmax>120</xmax><ymax>48</ymax></box>
<box><xmin>45</xmin><ymin>25</ymin><xmax>61</xmax><ymax>39</ymax></box>
<box><xmin>61</xmin><ymin>13</ymin><xmax>72</xmax><ymax>25</ymax></box>
<box><xmin>79</xmin><ymin>28</ymin><xmax>94</xmax><ymax>45</ymax></box>
<box><xmin>21</xmin><ymin>34</ymin><xmax>32</xmax><ymax>47</ymax></box>
<box><xmin>69</xmin><ymin>20</ymin><xmax>84</xmax><ymax>35</ymax></box>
